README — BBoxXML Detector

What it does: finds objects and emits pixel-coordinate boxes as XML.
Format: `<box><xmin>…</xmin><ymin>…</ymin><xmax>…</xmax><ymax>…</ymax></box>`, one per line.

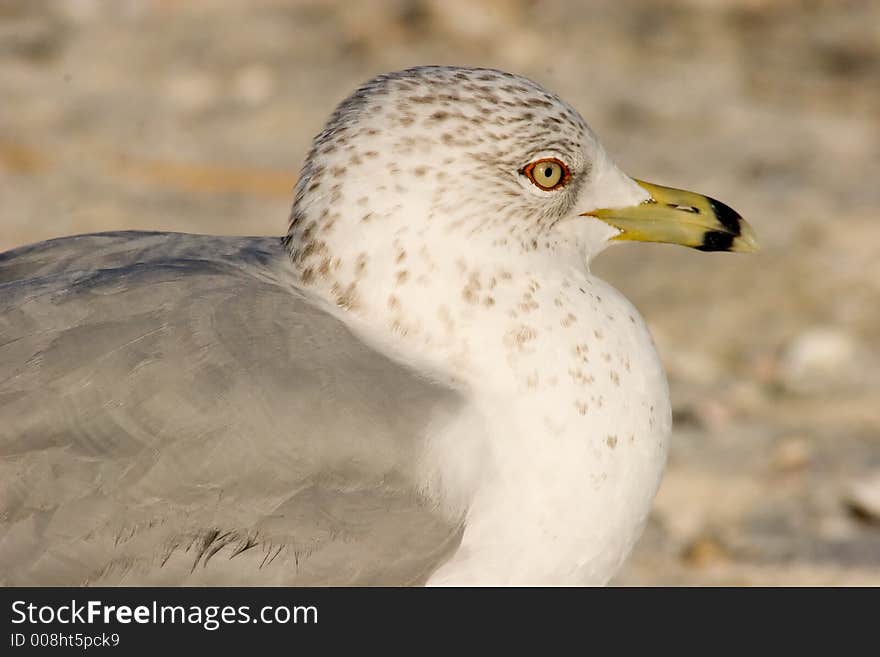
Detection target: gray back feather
<box><xmin>0</xmin><ymin>232</ymin><xmax>464</xmax><ymax>585</ymax></box>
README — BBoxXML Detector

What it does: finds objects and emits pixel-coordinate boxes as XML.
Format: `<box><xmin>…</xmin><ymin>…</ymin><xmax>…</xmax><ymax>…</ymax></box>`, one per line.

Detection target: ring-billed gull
<box><xmin>0</xmin><ymin>66</ymin><xmax>756</xmax><ymax>585</ymax></box>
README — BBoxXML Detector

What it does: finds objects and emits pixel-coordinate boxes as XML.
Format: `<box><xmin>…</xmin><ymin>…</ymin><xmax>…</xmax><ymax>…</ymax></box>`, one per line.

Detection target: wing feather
<box><xmin>0</xmin><ymin>232</ymin><xmax>463</xmax><ymax>585</ymax></box>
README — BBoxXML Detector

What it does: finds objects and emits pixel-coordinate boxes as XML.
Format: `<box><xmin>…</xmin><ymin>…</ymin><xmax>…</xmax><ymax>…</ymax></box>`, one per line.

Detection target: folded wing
<box><xmin>0</xmin><ymin>232</ymin><xmax>464</xmax><ymax>585</ymax></box>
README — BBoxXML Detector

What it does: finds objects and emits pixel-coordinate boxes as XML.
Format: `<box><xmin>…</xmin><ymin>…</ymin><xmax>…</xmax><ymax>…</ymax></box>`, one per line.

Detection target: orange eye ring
<box><xmin>521</xmin><ymin>157</ymin><xmax>571</xmax><ymax>191</ymax></box>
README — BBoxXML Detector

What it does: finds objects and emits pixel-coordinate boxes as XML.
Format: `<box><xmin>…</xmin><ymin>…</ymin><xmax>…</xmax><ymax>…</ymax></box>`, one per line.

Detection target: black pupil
<box><xmin>543</xmin><ymin>166</ymin><xmax>553</xmax><ymax>178</ymax></box>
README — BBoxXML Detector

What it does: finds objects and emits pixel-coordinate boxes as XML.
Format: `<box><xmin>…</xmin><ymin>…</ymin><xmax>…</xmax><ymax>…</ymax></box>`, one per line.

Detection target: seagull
<box><xmin>0</xmin><ymin>66</ymin><xmax>756</xmax><ymax>586</ymax></box>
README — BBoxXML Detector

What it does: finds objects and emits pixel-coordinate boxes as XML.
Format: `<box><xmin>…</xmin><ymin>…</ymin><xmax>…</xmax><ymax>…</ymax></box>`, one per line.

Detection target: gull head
<box><xmin>284</xmin><ymin>66</ymin><xmax>756</xmax><ymax>304</ymax></box>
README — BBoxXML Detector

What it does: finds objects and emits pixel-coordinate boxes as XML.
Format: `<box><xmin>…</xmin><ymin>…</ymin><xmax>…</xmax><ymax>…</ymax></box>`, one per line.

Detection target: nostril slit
<box><xmin>669</xmin><ymin>204</ymin><xmax>699</xmax><ymax>213</ymax></box>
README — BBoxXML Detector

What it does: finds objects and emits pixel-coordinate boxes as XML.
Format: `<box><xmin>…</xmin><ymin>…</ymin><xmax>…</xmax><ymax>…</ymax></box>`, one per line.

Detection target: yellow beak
<box><xmin>585</xmin><ymin>179</ymin><xmax>758</xmax><ymax>253</ymax></box>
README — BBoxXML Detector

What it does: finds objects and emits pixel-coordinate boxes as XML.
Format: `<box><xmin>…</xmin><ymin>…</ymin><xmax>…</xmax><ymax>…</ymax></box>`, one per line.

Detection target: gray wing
<box><xmin>0</xmin><ymin>232</ymin><xmax>464</xmax><ymax>585</ymax></box>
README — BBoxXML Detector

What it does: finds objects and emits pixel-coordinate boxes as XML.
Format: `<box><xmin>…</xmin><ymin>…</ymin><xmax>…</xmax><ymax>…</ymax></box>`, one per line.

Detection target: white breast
<box><xmin>299</xmin><ymin>210</ymin><xmax>672</xmax><ymax>585</ymax></box>
<box><xmin>334</xmin><ymin>256</ymin><xmax>673</xmax><ymax>585</ymax></box>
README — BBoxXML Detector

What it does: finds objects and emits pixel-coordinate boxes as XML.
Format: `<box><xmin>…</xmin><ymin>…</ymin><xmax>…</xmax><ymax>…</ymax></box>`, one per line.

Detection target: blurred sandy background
<box><xmin>1</xmin><ymin>0</ymin><xmax>878</xmax><ymax>584</ymax></box>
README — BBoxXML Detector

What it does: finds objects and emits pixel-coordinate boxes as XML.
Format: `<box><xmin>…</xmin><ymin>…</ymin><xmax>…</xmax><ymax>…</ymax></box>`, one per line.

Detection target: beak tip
<box><xmin>732</xmin><ymin>220</ymin><xmax>759</xmax><ymax>253</ymax></box>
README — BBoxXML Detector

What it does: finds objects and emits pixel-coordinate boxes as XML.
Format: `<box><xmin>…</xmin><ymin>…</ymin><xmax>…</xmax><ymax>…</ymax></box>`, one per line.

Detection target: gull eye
<box><xmin>522</xmin><ymin>158</ymin><xmax>570</xmax><ymax>191</ymax></box>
